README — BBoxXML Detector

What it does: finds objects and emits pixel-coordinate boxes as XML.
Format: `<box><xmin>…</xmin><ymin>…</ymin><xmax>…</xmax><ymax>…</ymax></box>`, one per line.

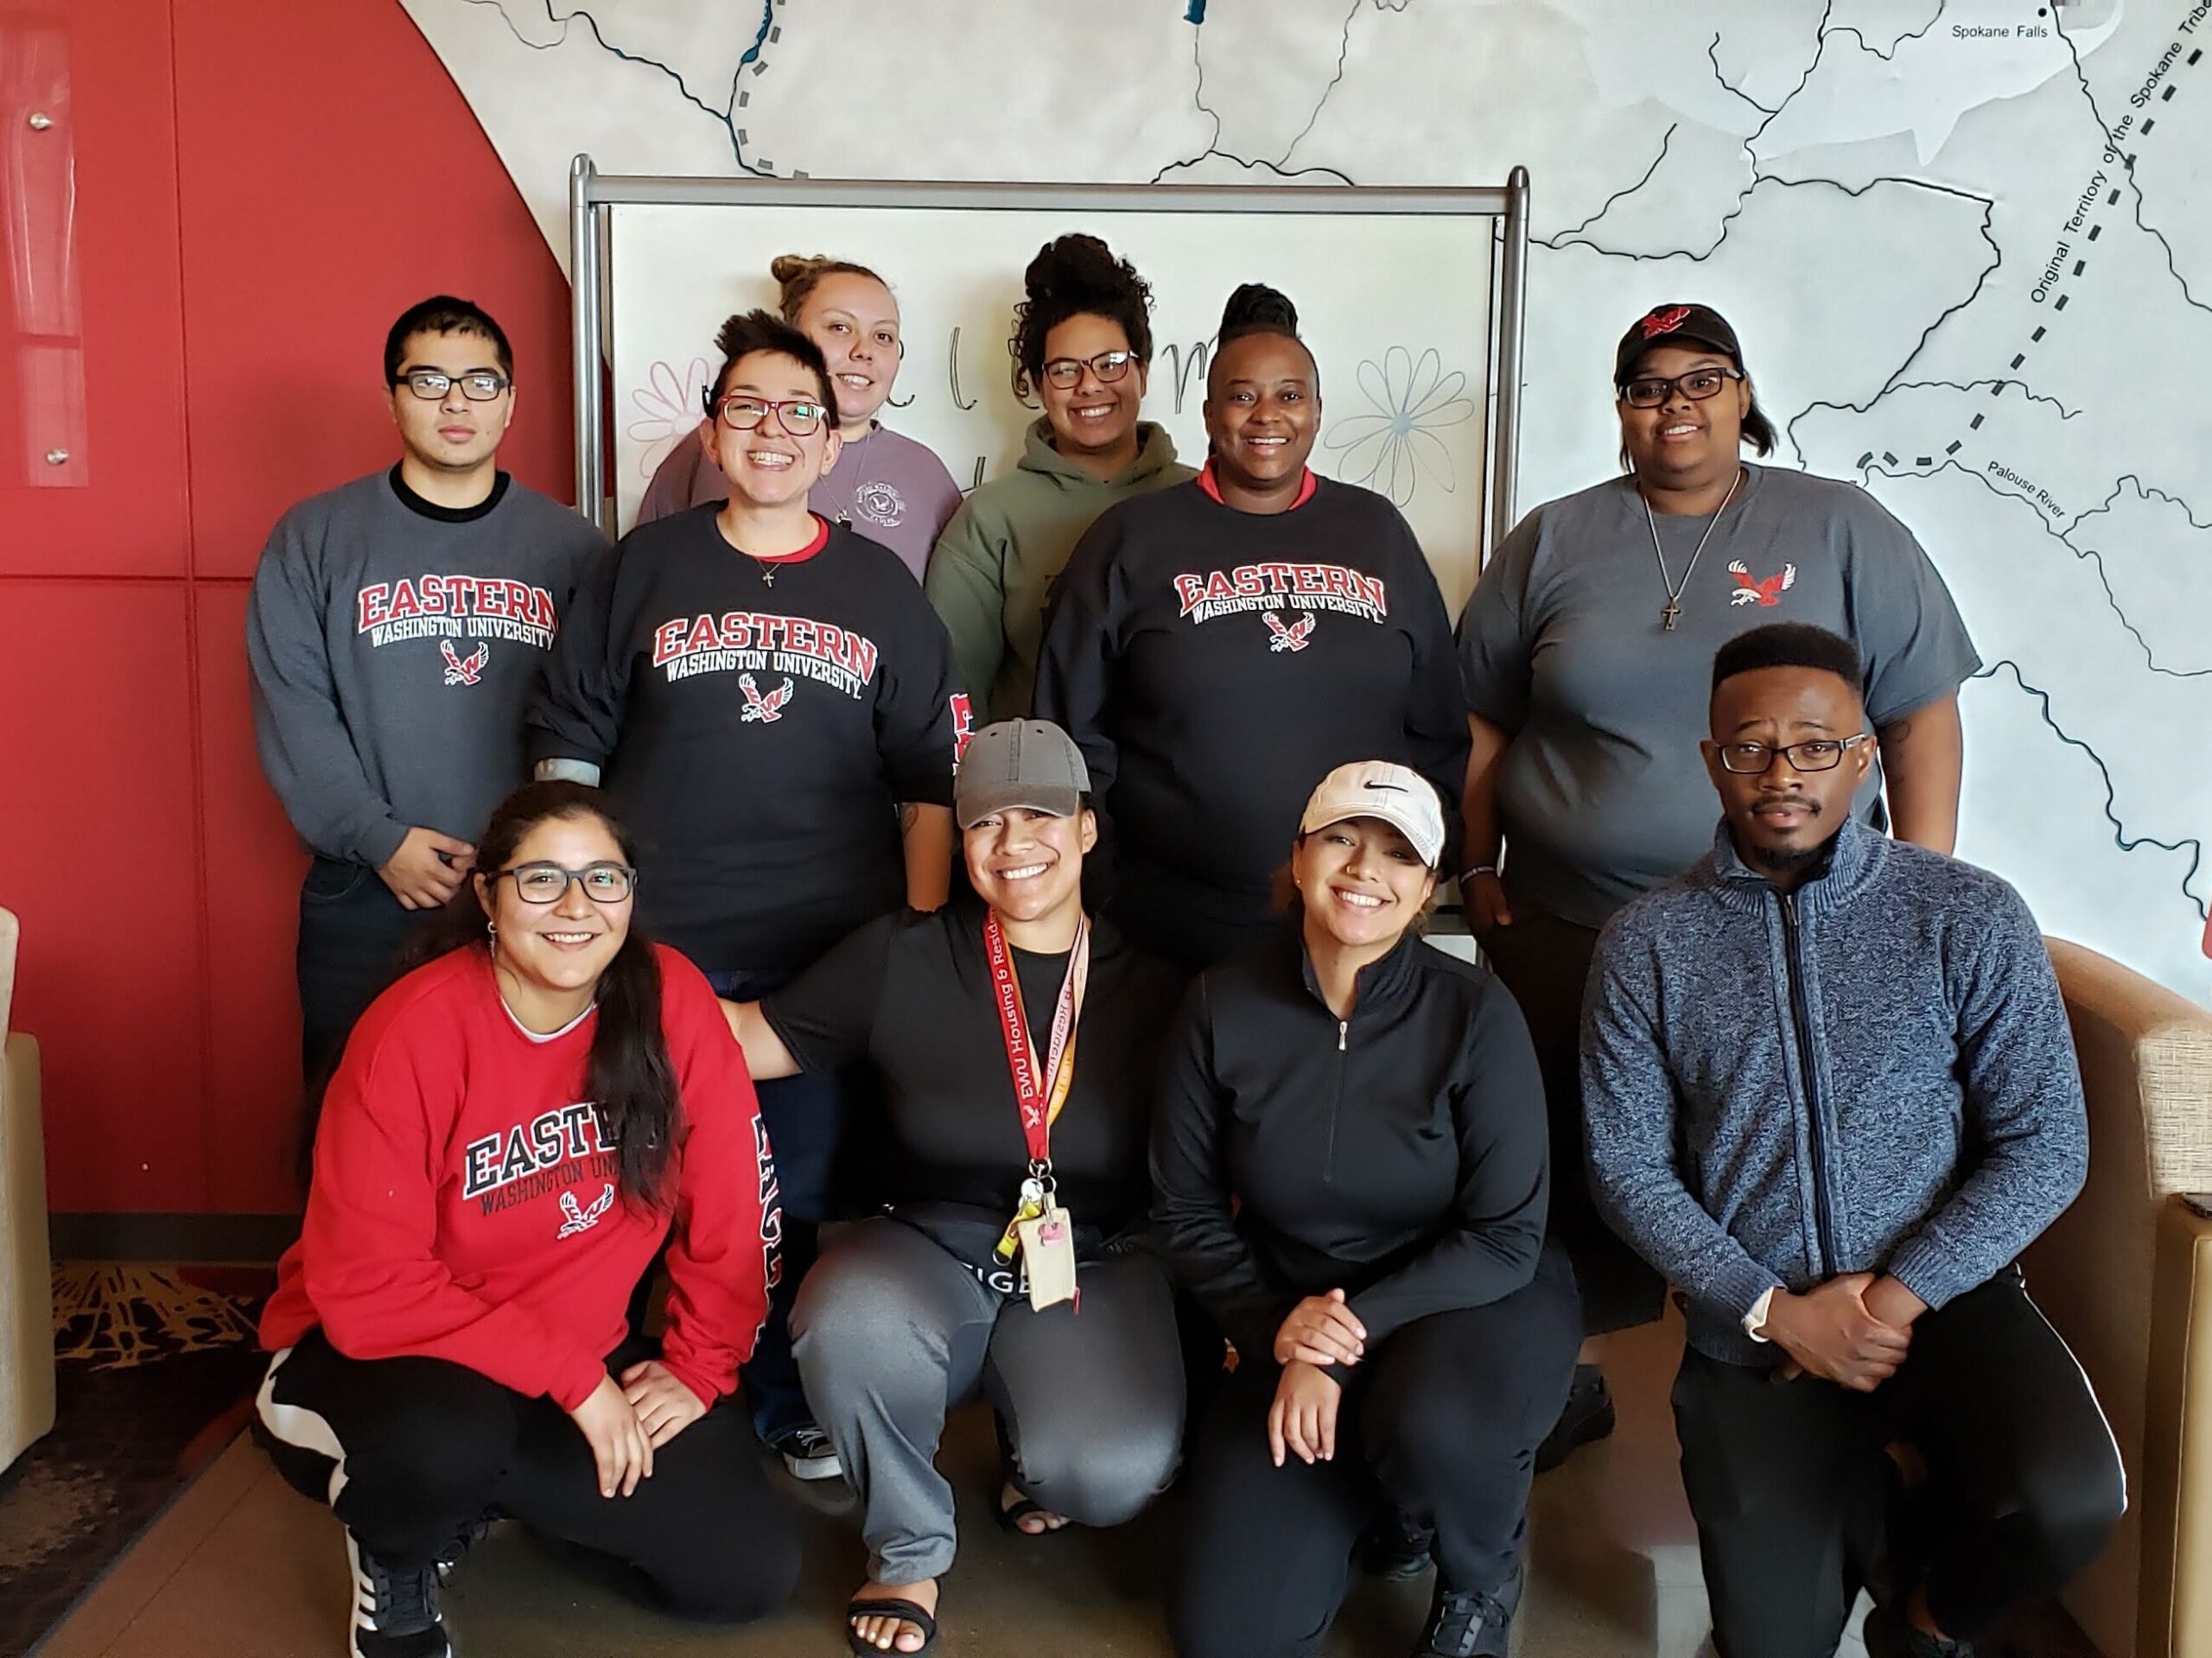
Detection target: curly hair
<box><xmin>1007</xmin><ymin>234</ymin><xmax>1157</xmax><ymax>401</ymax></box>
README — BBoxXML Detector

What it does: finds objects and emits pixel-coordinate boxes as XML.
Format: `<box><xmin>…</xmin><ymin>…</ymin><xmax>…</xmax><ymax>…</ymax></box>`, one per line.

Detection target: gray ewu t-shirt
<box><xmin>1456</xmin><ymin>463</ymin><xmax>1980</xmax><ymax>927</ymax></box>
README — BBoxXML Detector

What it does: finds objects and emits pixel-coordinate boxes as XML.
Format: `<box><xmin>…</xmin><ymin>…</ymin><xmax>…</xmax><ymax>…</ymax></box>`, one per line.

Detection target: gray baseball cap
<box><xmin>955</xmin><ymin>720</ymin><xmax>1091</xmax><ymax>829</ymax></box>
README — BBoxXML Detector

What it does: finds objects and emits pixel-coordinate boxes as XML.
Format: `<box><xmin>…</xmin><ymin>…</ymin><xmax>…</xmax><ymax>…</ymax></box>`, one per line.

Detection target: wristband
<box><xmin>1462</xmin><ymin>864</ymin><xmax>1499</xmax><ymax>882</ymax></box>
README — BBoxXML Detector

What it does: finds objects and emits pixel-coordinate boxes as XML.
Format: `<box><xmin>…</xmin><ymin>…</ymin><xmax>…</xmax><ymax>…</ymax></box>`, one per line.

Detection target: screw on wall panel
<box><xmin>28</xmin><ymin>111</ymin><xmax>54</xmax><ymax>130</ymax></box>
<box><xmin>45</xmin><ymin>449</ymin><xmax>69</xmax><ymax>465</ymax></box>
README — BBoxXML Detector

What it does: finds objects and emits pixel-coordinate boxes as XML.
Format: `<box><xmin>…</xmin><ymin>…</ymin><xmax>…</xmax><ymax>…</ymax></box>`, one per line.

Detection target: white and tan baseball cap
<box><xmin>1298</xmin><ymin>760</ymin><xmax>1446</xmax><ymax>868</ymax></box>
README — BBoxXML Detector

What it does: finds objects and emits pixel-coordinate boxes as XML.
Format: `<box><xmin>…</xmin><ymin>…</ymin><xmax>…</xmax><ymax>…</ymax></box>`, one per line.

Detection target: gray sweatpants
<box><xmin>791</xmin><ymin>1216</ymin><xmax>1185</xmax><ymax>1585</ymax></box>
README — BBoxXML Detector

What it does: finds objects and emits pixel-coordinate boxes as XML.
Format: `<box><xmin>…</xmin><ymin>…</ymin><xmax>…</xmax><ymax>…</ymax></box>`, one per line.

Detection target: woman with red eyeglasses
<box><xmin>531</xmin><ymin>308</ymin><xmax>967</xmax><ymax>1483</ymax></box>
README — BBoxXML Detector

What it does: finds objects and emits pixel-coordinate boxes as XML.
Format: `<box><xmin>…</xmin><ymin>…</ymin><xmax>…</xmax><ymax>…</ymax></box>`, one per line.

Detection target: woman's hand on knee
<box><xmin>1267</xmin><ymin>1362</ymin><xmax>1343</xmax><ymax>1468</ymax></box>
<box><xmin>569</xmin><ymin>1372</ymin><xmax>654</xmax><ymax>1497</ymax></box>
<box><xmin>620</xmin><ymin>1358</ymin><xmax>708</xmax><ymax>1449</ymax></box>
<box><xmin>1274</xmin><ymin>1290</ymin><xmax>1366</xmax><ymax>1369</ymax></box>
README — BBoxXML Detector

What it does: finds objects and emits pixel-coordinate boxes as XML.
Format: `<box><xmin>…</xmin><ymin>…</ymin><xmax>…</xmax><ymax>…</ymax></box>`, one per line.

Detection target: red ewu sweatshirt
<box><xmin>261</xmin><ymin>943</ymin><xmax>779</xmax><ymax>1413</ymax></box>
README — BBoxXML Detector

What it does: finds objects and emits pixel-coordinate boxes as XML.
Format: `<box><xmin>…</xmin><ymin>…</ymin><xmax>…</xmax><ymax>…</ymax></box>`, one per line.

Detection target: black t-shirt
<box><xmin>761</xmin><ymin>899</ymin><xmax>1185</xmax><ymax>1246</ymax></box>
<box><xmin>1033</xmin><ymin>477</ymin><xmax>1468</xmax><ymax>970</ymax></box>
<box><xmin>528</xmin><ymin>508</ymin><xmax>965</xmax><ymax>980</ymax></box>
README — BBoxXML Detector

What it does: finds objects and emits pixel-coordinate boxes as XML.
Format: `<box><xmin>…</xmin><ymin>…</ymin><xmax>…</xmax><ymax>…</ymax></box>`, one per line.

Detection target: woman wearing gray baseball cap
<box><xmin>1454</xmin><ymin>301</ymin><xmax>1980</xmax><ymax>1464</ymax></box>
<box><xmin>721</xmin><ymin>719</ymin><xmax>1187</xmax><ymax>1658</ymax></box>
<box><xmin>1154</xmin><ymin>759</ymin><xmax>1579</xmax><ymax>1658</ymax></box>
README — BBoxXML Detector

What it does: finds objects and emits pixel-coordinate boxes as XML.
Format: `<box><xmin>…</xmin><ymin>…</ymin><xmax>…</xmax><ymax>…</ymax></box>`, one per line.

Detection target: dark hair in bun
<box><xmin>1209</xmin><ymin>282</ymin><xmax>1319</xmax><ymax>397</ymax></box>
<box><xmin>768</xmin><ymin>253</ymin><xmax>887</xmax><ymax>325</ymax></box>
<box><xmin>1008</xmin><ymin>234</ymin><xmax>1156</xmax><ymax>401</ymax></box>
<box><xmin>1217</xmin><ymin>282</ymin><xmax>1300</xmax><ymax>345</ymax></box>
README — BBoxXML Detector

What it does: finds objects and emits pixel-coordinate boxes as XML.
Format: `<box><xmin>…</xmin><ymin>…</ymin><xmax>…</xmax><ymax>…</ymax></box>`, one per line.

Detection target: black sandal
<box><xmin>995</xmin><ymin>1487</ymin><xmax>1068</xmax><ymax>1536</ymax></box>
<box><xmin>845</xmin><ymin>1595</ymin><xmax>938</xmax><ymax>1656</ymax></box>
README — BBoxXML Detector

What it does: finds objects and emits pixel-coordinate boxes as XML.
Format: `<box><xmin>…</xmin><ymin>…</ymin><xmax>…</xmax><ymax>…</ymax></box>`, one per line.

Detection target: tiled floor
<box><xmin>41</xmin><ymin>1311</ymin><xmax>1856</xmax><ymax>1658</ymax></box>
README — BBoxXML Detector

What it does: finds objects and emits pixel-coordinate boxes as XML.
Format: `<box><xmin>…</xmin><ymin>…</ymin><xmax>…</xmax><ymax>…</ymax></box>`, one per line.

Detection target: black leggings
<box><xmin>1170</xmin><ymin>1248</ymin><xmax>1581</xmax><ymax>1658</ymax></box>
<box><xmin>254</xmin><ymin>1330</ymin><xmax>798</xmax><ymax>1623</ymax></box>
<box><xmin>1672</xmin><ymin>1268</ymin><xmax>2126</xmax><ymax>1657</ymax></box>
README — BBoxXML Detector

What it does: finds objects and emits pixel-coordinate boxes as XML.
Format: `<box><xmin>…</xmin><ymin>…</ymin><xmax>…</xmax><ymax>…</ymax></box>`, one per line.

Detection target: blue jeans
<box><xmin>706</xmin><ymin>969</ymin><xmax>847</xmax><ymax>1445</ymax></box>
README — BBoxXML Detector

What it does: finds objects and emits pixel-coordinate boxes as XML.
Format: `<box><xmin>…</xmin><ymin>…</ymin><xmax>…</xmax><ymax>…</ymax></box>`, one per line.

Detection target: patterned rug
<box><xmin>0</xmin><ymin>1265</ymin><xmax>269</xmax><ymax>1658</ymax></box>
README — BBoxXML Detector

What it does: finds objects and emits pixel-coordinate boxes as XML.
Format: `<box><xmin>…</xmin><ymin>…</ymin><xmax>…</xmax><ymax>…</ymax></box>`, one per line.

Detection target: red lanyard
<box><xmin>983</xmin><ymin>911</ymin><xmax>1089</xmax><ymax>1164</ymax></box>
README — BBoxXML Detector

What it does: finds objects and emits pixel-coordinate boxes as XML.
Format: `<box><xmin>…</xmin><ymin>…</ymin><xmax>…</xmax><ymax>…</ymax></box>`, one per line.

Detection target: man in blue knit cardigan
<box><xmin>1582</xmin><ymin>622</ymin><xmax>2124</xmax><ymax>1658</ymax></box>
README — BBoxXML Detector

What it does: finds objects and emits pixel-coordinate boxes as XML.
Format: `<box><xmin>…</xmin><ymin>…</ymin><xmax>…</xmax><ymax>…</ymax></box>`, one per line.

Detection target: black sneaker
<box><xmin>1862</xmin><ymin>1601</ymin><xmax>1974</xmax><ymax>1658</ymax></box>
<box><xmin>1360</xmin><ymin>1509</ymin><xmax>1435</xmax><ymax>1580</ymax></box>
<box><xmin>346</xmin><ymin>1530</ymin><xmax>450</xmax><ymax>1658</ymax></box>
<box><xmin>1412</xmin><ymin>1582</ymin><xmax>1511</xmax><ymax>1658</ymax></box>
<box><xmin>772</xmin><ymin>1423</ymin><xmax>843</xmax><ymax>1481</ymax></box>
<box><xmin>1535</xmin><ymin>1363</ymin><xmax>1616</xmax><ymax>1472</ymax></box>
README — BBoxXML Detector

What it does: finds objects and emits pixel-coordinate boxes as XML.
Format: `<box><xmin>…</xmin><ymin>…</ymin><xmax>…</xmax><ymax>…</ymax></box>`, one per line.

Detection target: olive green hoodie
<box><xmin>925</xmin><ymin>418</ymin><xmax>1193</xmax><ymax>723</ymax></box>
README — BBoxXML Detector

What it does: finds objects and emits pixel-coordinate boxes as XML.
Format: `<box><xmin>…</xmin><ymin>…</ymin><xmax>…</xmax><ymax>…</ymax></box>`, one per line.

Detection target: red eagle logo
<box><xmin>739</xmin><ymin>672</ymin><xmax>796</xmax><ymax>722</ymax></box>
<box><xmin>1263</xmin><ymin>611</ymin><xmax>1316</xmax><ymax>653</ymax></box>
<box><xmin>1640</xmin><ymin>304</ymin><xmax>1695</xmax><ymax>340</ymax></box>
<box><xmin>439</xmin><ymin>639</ymin><xmax>489</xmax><ymax>686</ymax></box>
<box><xmin>1727</xmin><ymin>561</ymin><xmax>1797</xmax><ymax>607</ymax></box>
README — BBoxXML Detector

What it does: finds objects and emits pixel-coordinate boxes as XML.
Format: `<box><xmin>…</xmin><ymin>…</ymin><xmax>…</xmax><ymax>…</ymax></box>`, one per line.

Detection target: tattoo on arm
<box><xmin>899</xmin><ymin>804</ymin><xmax>920</xmax><ymax>833</ymax></box>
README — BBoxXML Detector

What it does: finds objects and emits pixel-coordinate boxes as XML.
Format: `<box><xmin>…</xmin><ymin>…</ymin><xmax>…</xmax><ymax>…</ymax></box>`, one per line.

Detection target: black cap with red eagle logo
<box><xmin>1613</xmin><ymin>302</ymin><xmax>1744</xmax><ymax>386</ymax></box>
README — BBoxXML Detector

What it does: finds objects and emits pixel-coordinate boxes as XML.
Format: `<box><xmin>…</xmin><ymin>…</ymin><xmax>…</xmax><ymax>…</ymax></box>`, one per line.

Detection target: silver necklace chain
<box><xmin>1640</xmin><ymin>466</ymin><xmax>1743</xmax><ymax>632</ymax></box>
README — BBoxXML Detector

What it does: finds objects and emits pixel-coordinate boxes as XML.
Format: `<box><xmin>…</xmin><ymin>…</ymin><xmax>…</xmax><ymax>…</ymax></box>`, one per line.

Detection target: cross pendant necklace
<box><xmin>1641</xmin><ymin>467</ymin><xmax>1743</xmax><ymax>632</ymax></box>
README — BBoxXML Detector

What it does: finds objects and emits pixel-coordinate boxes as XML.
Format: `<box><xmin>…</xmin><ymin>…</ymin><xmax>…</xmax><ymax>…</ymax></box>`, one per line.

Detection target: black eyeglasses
<box><xmin>704</xmin><ymin>392</ymin><xmax>830</xmax><ymax>436</ymax></box>
<box><xmin>491</xmin><ymin>861</ymin><xmax>638</xmax><ymax>904</ymax></box>
<box><xmin>1713</xmin><ymin>735</ymin><xmax>1871</xmax><ymax>775</ymax></box>
<box><xmin>1040</xmin><ymin>350</ymin><xmax>1135</xmax><ymax>391</ymax></box>
<box><xmin>392</xmin><ymin>370</ymin><xmax>512</xmax><ymax>402</ymax></box>
<box><xmin>1619</xmin><ymin>366</ymin><xmax>1743</xmax><ymax>409</ymax></box>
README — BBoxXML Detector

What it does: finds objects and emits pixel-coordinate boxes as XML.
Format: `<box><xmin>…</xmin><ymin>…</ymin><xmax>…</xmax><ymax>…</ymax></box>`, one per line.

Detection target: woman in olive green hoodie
<box><xmin>926</xmin><ymin>234</ymin><xmax>1195</xmax><ymax>724</ymax></box>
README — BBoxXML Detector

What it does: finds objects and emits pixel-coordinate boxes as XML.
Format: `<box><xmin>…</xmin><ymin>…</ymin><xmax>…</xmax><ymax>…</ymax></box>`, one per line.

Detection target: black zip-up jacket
<box><xmin>1150</xmin><ymin>924</ymin><xmax>1549</xmax><ymax>1370</ymax></box>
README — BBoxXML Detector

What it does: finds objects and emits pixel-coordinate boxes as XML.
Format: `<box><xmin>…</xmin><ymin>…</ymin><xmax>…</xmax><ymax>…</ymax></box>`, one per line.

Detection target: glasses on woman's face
<box><xmin>1619</xmin><ymin>366</ymin><xmax>1744</xmax><ymax>408</ymax></box>
<box><xmin>1713</xmin><ymin>734</ymin><xmax>1870</xmax><ymax>775</ymax></box>
<box><xmin>493</xmin><ymin>861</ymin><xmax>637</xmax><ymax>904</ymax></box>
<box><xmin>392</xmin><ymin>370</ymin><xmax>511</xmax><ymax>402</ymax></box>
<box><xmin>704</xmin><ymin>393</ymin><xmax>829</xmax><ymax>437</ymax></box>
<box><xmin>1040</xmin><ymin>350</ymin><xmax>1135</xmax><ymax>391</ymax></box>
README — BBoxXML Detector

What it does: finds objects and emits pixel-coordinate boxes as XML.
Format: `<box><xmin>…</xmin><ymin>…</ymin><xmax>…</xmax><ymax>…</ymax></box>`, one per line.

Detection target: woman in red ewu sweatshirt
<box><xmin>256</xmin><ymin>781</ymin><xmax>794</xmax><ymax>1658</ymax></box>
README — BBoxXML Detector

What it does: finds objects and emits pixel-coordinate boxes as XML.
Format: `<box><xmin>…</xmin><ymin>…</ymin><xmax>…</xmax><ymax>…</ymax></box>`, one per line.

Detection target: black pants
<box><xmin>1672</xmin><ymin>1269</ymin><xmax>2126</xmax><ymax>1658</ymax></box>
<box><xmin>1171</xmin><ymin>1248</ymin><xmax>1581</xmax><ymax>1658</ymax></box>
<box><xmin>704</xmin><ymin>968</ymin><xmax>848</xmax><ymax>1445</ymax></box>
<box><xmin>255</xmin><ymin>1329</ymin><xmax>798</xmax><ymax>1623</ymax></box>
<box><xmin>296</xmin><ymin>856</ymin><xmax>440</xmax><ymax>1085</ymax></box>
<box><xmin>1481</xmin><ymin>907</ymin><xmax>1663</xmax><ymax>1335</ymax></box>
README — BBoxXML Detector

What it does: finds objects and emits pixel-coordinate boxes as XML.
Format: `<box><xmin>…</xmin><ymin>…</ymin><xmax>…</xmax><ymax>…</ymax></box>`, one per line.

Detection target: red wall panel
<box><xmin>3</xmin><ymin>582</ymin><xmax>208</xmax><ymax>1212</ymax></box>
<box><xmin>0</xmin><ymin>0</ymin><xmax>191</xmax><ymax>575</ymax></box>
<box><xmin>195</xmin><ymin>581</ymin><xmax>308</xmax><ymax>1213</ymax></box>
<box><xmin>172</xmin><ymin>0</ymin><xmax>575</xmax><ymax>576</ymax></box>
<box><xmin>1</xmin><ymin>0</ymin><xmax>574</xmax><ymax>1217</ymax></box>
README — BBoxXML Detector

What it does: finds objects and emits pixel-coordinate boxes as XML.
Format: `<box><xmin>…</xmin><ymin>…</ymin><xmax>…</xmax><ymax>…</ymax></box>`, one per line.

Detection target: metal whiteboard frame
<box><xmin>569</xmin><ymin>156</ymin><xmax>1529</xmax><ymax>558</ymax></box>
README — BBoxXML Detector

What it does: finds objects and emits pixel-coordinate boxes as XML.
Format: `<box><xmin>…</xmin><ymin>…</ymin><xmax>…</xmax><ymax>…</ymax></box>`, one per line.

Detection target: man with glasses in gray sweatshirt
<box><xmin>1583</xmin><ymin>622</ymin><xmax>2123</xmax><ymax>1658</ymax></box>
<box><xmin>249</xmin><ymin>295</ymin><xmax>607</xmax><ymax>1089</ymax></box>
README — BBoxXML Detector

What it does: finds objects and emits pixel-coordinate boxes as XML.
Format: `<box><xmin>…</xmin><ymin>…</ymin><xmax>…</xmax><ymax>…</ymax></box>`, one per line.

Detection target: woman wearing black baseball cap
<box><xmin>1454</xmin><ymin>301</ymin><xmax>1980</xmax><ymax>1465</ymax></box>
<box><xmin>1154</xmin><ymin>760</ymin><xmax>1578</xmax><ymax>1658</ymax></box>
<box><xmin>721</xmin><ymin>720</ymin><xmax>1188</xmax><ymax>1658</ymax></box>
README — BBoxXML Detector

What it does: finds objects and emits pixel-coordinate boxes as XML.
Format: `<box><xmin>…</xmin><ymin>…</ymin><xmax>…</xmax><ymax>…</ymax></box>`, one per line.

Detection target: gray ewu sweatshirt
<box><xmin>1582</xmin><ymin>815</ymin><xmax>2087</xmax><ymax>1367</ymax></box>
<box><xmin>246</xmin><ymin>468</ymin><xmax>607</xmax><ymax>867</ymax></box>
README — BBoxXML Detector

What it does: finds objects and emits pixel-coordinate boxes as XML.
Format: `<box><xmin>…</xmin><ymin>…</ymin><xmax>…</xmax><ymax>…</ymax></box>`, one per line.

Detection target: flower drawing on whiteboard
<box><xmin>1323</xmin><ymin>346</ymin><xmax>1477</xmax><ymax>506</ymax></box>
<box><xmin>626</xmin><ymin>357</ymin><xmax>712</xmax><ymax>480</ymax></box>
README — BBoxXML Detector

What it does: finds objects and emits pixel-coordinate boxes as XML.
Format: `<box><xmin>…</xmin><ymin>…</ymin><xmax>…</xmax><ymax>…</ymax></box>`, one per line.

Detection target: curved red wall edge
<box><xmin>0</xmin><ymin>0</ymin><xmax>572</xmax><ymax>1216</ymax></box>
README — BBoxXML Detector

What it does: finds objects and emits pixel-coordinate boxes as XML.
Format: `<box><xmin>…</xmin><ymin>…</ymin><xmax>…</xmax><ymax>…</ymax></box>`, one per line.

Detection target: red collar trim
<box><xmin>750</xmin><ymin>512</ymin><xmax>833</xmax><ymax>565</ymax></box>
<box><xmin>1197</xmin><ymin>460</ymin><xmax>1318</xmax><ymax>511</ymax></box>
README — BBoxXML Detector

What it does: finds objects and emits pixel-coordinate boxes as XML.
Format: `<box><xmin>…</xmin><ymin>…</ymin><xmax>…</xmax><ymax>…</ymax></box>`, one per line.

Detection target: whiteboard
<box><xmin>590</xmin><ymin>180</ymin><xmax>1518</xmax><ymax>612</ymax></box>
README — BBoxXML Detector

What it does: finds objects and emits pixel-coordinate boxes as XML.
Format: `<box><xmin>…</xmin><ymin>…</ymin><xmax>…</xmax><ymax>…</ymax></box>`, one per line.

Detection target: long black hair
<box><xmin>299</xmin><ymin>782</ymin><xmax>681</xmax><ymax>1211</ymax></box>
<box><xmin>1008</xmin><ymin>233</ymin><xmax>1156</xmax><ymax>402</ymax></box>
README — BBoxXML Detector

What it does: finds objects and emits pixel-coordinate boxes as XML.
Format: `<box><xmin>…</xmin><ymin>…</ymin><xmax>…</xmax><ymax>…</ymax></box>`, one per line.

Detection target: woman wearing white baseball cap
<box><xmin>1153</xmin><ymin>760</ymin><xmax>1580</xmax><ymax>1658</ymax></box>
<box><xmin>721</xmin><ymin>719</ymin><xmax>1187</xmax><ymax>1658</ymax></box>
